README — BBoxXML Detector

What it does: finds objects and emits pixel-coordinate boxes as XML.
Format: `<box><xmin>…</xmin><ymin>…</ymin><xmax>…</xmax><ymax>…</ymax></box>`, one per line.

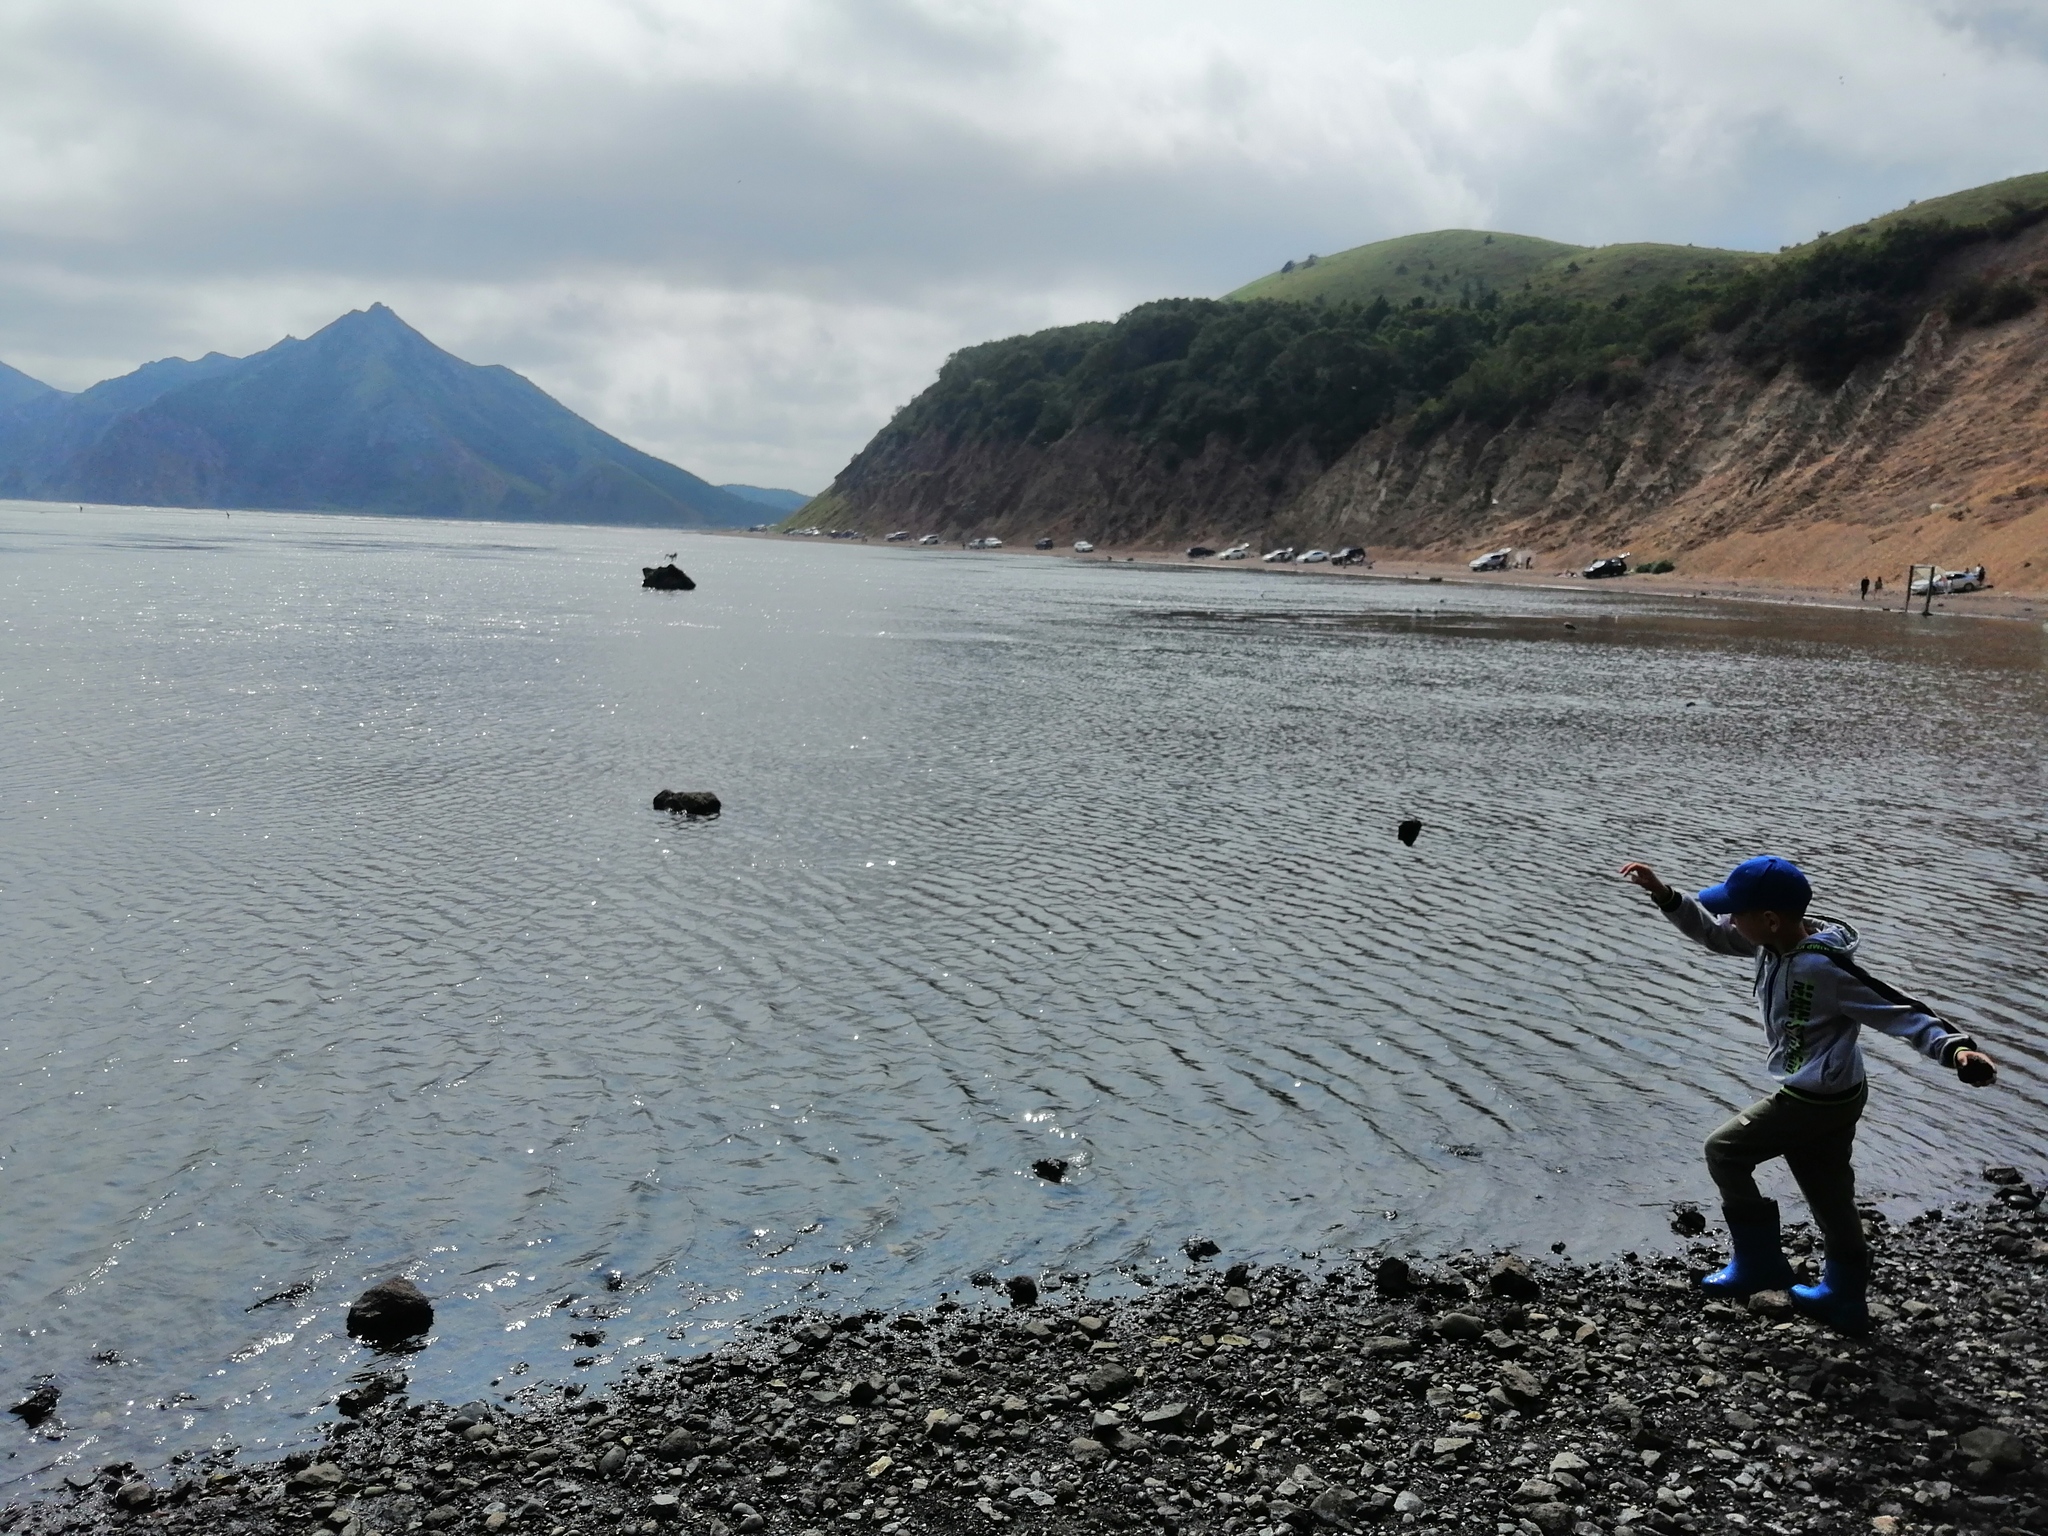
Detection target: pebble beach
<box><xmin>9</xmin><ymin>1174</ymin><xmax>2046</xmax><ymax>1536</ymax></box>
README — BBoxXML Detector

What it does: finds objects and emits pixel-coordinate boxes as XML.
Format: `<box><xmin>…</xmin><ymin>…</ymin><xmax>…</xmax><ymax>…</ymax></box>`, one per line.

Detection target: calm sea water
<box><xmin>3</xmin><ymin>503</ymin><xmax>2044</xmax><ymax>1486</ymax></box>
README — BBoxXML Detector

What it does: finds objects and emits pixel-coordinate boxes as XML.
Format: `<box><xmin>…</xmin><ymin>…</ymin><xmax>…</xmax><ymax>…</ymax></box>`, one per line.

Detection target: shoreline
<box><xmin>733</xmin><ymin>533</ymin><xmax>2048</xmax><ymax>625</ymax></box>
<box><xmin>12</xmin><ymin>1182</ymin><xmax>2044</xmax><ymax>1536</ymax></box>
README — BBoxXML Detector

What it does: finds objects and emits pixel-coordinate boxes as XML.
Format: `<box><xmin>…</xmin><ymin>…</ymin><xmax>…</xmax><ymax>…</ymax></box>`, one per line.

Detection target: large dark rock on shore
<box><xmin>642</xmin><ymin>564</ymin><xmax>696</xmax><ymax>590</ymax></box>
<box><xmin>345</xmin><ymin>1277</ymin><xmax>434</xmax><ymax>1345</ymax></box>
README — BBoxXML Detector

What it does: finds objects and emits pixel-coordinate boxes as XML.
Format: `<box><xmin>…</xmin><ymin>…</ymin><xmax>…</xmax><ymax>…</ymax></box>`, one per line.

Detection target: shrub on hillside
<box><xmin>1949</xmin><ymin>277</ymin><xmax>2040</xmax><ymax>326</ymax></box>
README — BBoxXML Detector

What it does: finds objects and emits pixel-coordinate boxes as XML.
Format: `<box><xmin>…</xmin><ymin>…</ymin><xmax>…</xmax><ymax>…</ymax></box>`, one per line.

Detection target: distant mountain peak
<box><xmin>0</xmin><ymin>308</ymin><xmax>762</xmax><ymax>528</ymax></box>
<box><xmin>312</xmin><ymin>303</ymin><xmax>434</xmax><ymax>349</ymax></box>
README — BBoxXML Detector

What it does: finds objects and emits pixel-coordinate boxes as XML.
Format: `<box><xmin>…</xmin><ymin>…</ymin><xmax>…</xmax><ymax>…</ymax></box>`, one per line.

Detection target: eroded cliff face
<box><xmin>811</xmin><ymin>230</ymin><xmax>2048</xmax><ymax>590</ymax></box>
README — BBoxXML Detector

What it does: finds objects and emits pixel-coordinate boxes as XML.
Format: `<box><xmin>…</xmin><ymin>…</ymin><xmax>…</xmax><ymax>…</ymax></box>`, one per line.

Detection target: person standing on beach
<box><xmin>1619</xmin><ymin>855</ymin><xmax>1999</xmax><ymax>1333</ymax></box>
<box><xmin>1860</xmin><ymin>576</ymin><xmax>1870</xmax><ymax>600</ymax></box>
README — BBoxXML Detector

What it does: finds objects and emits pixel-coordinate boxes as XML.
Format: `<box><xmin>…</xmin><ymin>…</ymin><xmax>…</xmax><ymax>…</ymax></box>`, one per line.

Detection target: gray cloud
<box><xmin>2</xmin><ymin>0</ymin><xmax>2044</xmax><ymax>490</ymax></box>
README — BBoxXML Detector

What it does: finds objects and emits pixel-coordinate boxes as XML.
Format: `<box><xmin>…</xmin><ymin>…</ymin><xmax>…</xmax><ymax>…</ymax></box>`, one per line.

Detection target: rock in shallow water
<box><xmin>346</xmin><ymin>1277</ymin><xmax>434</xmax><ymax>1345</ymax></box>
<box><xmin>652</xmin><ymin>789</ymin><xmax>721</xmax><ymax>817</ymax></box>
<box><xmin>7</xmin><ymin>1382</ymin><xmax>59</xmax><ymax>1427</ymax></box>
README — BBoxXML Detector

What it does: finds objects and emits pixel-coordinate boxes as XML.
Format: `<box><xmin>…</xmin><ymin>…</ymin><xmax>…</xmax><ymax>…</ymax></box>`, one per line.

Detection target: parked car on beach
<box><xmin>1911</xmin><ymin>565</ymin><xmax>1988</xmax><ymax>595</ymax></box>
<box><xmin>1331</xmin><ymin>547</ymin><xmax>1371</xmax><ymax>566</ymax></box>
<box><xmin>1262</xmin><ymin>547</ymin><xmax>1296</xmax><ymax>562</ymax></box>
<box><xmin>1296</xmin><ymin>549</ymin><xmax>1330</xmax><ymax>563</ymax></box>
<box><xmin>1469</xmin><ymin>548</ymin><xmax>1512</xmax><ymax>572</ymax></box>
<box><xmin>1218</xmin><ymin>544</ymin><xmax>1250</xmax><ymax>559</ymax></box>
<box><xmin>1034</xmin><ymin>538</ymin><xmax>1054</xmax><ymax>550</ymax></box>
<box><xmin>1583</xmin><ymin>554</ymin><xmax>1629</xmax><ymax>579</ymax></box>
<box><xmin>966</xmin><ymin>537</ymin><xmax>1003</xmax><ymax>549</ymax></box>
<box><xmin>1073</xmin><ymin>540</ymin><xmax>1096</xmax><ymax>553</ymax></box>
<box><xmin>917</xmin><ymin>534</ymin><xmax>942</xmax><ymax>545</ymax></box>
<box><xmin>1187</xmin><ymin>546</ymin><xmax>1215</xmax><ymax>559</ymax></box>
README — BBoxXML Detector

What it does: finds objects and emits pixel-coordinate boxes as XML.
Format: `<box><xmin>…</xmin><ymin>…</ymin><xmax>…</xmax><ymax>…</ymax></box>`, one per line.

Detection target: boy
<box><xmin>1620</xmin><ymin>855</ymin><xmax>1999</xmax><ymax>1333</ymax></box>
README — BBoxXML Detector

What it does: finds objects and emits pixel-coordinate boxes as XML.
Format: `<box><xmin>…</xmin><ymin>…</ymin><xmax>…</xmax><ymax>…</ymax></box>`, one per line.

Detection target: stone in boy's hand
<box><xmin>1619</xmin><ymin>862</ymin><xmax>1671</xmax><ymax>901</ymax></box>
<box><xmin>1955</xmin><ymin>1049</ymin><xmax>1998</xmax><ymax>1087</ymax></box>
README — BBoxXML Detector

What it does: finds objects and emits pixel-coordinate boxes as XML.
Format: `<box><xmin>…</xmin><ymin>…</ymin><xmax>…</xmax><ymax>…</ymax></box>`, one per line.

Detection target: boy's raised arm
<box><xmin>1621</xmin><ymin>862</ymin><xmax>1758</xmax><ymax>956</ymax></box>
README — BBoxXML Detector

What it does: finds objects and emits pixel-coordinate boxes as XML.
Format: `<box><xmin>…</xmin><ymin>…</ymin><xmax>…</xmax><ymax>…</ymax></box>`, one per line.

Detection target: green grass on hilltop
<box><xmin>1806</xmin><ymin>171</ymin><xmax>2048</xmax><ymax>248</ymax></box>
<box><xmin>1229</xmin><ymin>230</ymin><xmax>1762</xmax><ymax>309</ymax></box>
<box><xmin>1229</xmin><ymin>230</ymin><xmax>1581</xmax><ymax>307</ymax></box>
<box><xmin>1533</xmin><ymin>242</ymin><xmax>1765</xmax><ymax>300</ymax></box>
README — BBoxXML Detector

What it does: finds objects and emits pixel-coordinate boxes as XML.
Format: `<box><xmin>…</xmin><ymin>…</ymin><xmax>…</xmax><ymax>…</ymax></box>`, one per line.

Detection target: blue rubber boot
<box><xmin>1699</xmin><ymin>1201</ymin><xmax>1796</xmax><ymax>1297</ymax></box>
<box><xmin>1790</xmin><ymin>1258</ymin><xmax>1872</xmax><ymax>1335</ymax></box>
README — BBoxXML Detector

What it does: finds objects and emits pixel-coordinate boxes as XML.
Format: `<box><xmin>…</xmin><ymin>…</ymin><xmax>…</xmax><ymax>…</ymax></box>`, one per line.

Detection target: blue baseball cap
<box><xmin>1697</xmin><ymin>855</ymin><xmax>1812</xmax><ymax>915</ymax></box>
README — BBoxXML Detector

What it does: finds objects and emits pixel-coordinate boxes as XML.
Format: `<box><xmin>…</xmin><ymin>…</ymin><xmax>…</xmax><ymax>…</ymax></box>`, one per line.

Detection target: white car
<box><xmin>1297</xmin><ymin>549</ymin><xmax>1331</xmax><ymax>564</ymax></box>
<box><xmin>966</xmin><ymin>536</ymin><xmax>1004</xmax><ymax>549</ymax></box>
<box><xmin>917</xmin><ymin>534</ymin><xmax>942</xmax><ymax>545</ymax></box>
<box><xmin>1911</xmin><ymin>565</ymin><xmax>1987</xmax><ymax>595</ymax></box>
<box><xmin>1469</xmin><ymin>548</ymin><xmax>1512</xmax><ymax>572</ymax></box>
<box><xmin>1073</xmin><ymin>540</ymin><xmax>1095</xmax><ymax>553</ymax></box>
<box><xmin>885</xmin><ymin>530</ymin><xmax>911</xmax><ymax>542</ymax></box>
<box><xmin>1218</xmin><ymin>544</ymin><xmax>1250</xmax><ymax>559</ymax></box>
<box><xmin>1262</xmin><ymin>547</ymin><xmax>1296</xmax><ymax>562</ymax></box>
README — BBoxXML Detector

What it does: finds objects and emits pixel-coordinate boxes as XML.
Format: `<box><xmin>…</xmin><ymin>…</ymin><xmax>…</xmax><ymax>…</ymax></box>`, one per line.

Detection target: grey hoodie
<box><xmin>1660</xmin><ymin>893</ymin><xmax>1977</xmax><ymax>1097</ymax></box>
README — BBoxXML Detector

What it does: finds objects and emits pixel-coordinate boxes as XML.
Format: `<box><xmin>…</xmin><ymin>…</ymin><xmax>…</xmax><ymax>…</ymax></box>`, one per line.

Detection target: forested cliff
<box><xmin>804</xmin><ymin>176</ymin><xmax>2048</xmax><ymax>586</ymax></box>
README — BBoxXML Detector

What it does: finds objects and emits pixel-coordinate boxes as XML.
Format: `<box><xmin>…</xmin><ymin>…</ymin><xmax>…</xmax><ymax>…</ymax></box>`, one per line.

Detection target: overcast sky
<box><xmin>3</xmin><ymin>1</ymin><xmax>2045</xmax><ymax>491</ymax></box>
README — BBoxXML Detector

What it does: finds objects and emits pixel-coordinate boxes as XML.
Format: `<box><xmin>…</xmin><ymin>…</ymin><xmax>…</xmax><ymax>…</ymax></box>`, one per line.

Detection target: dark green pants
<box><xmin>1704</xmin><ymin>1085</ymin><xmax>1869</xmax><ymax>1270</ymax></box>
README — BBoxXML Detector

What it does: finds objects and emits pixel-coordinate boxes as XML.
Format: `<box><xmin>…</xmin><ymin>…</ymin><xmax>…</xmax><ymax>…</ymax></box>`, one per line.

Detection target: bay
<box><xmin>2</xmin><ymin>502</ymin><xmax>2043</xmax><ymax>1484</ymax></box>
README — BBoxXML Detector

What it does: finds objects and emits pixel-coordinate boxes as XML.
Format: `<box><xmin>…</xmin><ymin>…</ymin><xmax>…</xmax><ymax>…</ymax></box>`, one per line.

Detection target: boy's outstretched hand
<box><xmin>1956</xmin><ymin>1049</ymin><xmax>1999</xmax><ymax>1087</ymax></box>
<box><xmin>1620</xmin><ymin>862</ymin><xmax>1673</xmax><ymax>902</ymax></box>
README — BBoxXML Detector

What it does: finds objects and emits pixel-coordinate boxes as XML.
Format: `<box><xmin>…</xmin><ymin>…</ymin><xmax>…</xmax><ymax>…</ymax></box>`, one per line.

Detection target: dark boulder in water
<box><xmin>1397</xmin><ymin>818</ymin><xmax>1423</xmax><ymax>846</ymax></box>
<box><xmin>642</xmin><ymin>564</ymin><xmax>696</xmax><ymax>590</ymax></box>
<box><xmin>653</xmin><ymin>790</ymin><xmax>721</xmax><ymax>818</ymax></box>
<box><xmin>8</xmin><ymin>1382</ymin><xmax>59</xmax><ymax>1428</ymax></box>
<box><xmin>346</xmin><ymin>1277</ymin><xmax>434</xmax><ymax>1345</ymax></box>
<box><xmin>1031</xmin><ymin>1158</ymin><xmax>1069</xmax><ymax>1183</ymax></box>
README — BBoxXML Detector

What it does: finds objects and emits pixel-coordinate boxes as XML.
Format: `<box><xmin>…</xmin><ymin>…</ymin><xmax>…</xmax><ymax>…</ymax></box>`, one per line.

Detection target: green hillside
<box><xmin>1228</xmin><ymin>229</ymin><xmax>1763</xmax><ymax>308</ymax></box>
<box><xmin>1807</xmin><ymin>170</ymin><xmax>2048</xmax><ymax>246</ymax></box>
<box><xmin>823</xmin><ymin>169</ymin><xmax>2048</xmax><ymax>517</ymax></box>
